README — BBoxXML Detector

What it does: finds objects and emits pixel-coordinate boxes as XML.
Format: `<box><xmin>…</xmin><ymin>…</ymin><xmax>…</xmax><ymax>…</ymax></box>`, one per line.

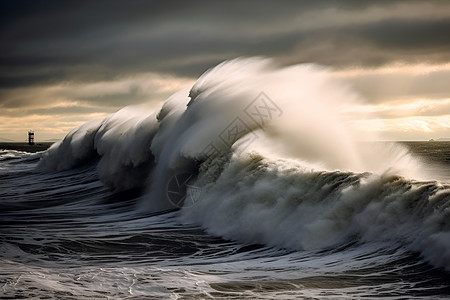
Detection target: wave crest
<box><xmin>37</xmin><ymin>57</ymin><xmax>450</xmax><ymax>270</ymax></box>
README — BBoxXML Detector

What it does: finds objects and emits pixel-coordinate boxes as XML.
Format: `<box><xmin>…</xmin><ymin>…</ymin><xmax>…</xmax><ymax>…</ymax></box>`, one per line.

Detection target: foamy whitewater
<box><xmin>2</xmin><ymin>58</ymin><xmax>450</xmax><ymax>298</ymax></box>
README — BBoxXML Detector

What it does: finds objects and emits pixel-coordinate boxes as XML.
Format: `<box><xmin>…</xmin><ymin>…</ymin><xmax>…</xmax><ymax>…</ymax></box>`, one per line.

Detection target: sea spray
<box><xmin>181</xmin><ymin>153</ymin><xmax>450</xmax><ymax>270</ymax></box>
<box><xmin>142</xmin><ymin>57</ymin><xmax>426</xmax><ymax>210</ymax></box>
<box><xmin>39</xmin><ymin>105</ymin><xmax>158</xmax><ymax>190</ymax></box>
<box><xmin>37</xmin><ymin>57</ymin><xmax>450</xmax><ymax>270</ymax></box>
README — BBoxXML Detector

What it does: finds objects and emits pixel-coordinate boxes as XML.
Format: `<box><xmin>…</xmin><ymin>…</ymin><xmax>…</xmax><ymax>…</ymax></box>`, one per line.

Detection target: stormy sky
<box><xmin>1</xmin><ymin>0</ymin><xmax>449</xmax><ymax>141</ymax></box>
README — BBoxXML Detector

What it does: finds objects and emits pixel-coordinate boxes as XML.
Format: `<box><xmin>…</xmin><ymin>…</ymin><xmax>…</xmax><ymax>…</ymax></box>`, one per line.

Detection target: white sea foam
<box><xmin>181</xmin><ymin>153</ymin><xmax>450</xmax><ymax>270</ymax></box>
<box><xmin>39</xmin><ymin>105</ymin><xmax>158</xmax><ymax>190</ymax></box>
<box><xmin>37</xmin><ymin>57</ymin><xmax>450</xmax><ymax>270</ymax></box>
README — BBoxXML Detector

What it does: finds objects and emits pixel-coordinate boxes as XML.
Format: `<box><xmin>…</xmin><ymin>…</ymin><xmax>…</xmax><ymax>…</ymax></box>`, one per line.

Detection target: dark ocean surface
<box><xmin>1</xmin><ymin>141</ymin><xmax>449</xmax><ymax>299</ymax></box>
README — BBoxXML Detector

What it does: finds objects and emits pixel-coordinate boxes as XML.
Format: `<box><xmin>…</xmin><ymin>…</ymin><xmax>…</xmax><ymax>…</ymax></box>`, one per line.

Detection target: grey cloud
<box><xmin>357</xmin><ymin>19</ymin><xmax>450</xmax><ymax>50</ymax></box>
<box><xmin>77</xmin><ymin>86</ymin><xmax>152</xmax><ymax>107</ymax></box>
<box><xmin>1</xmin><ymin>0</ymin><xmax>450</xmax><ymax>91</ymax></box>
<box><xmin>0</xmin><ymin>105</ymin><xmax>115</xmax><ymax>118</ymax></box>
<box><xmin>280</xmin><ymin>18</ymin><xmax>450</xmax><ymax>68</ymax></box>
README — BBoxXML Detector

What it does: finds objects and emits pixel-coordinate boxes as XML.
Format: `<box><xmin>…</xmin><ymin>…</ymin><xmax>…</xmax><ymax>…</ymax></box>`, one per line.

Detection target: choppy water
<box><xmin>1</xmin><ymin>142</ymin><xmax>449</xmax><ymax>299</ymax></box>
<box><xmin>1</xmin><ymin>58</ymin><xmax>450</xmax><ymax>299</ymax></box>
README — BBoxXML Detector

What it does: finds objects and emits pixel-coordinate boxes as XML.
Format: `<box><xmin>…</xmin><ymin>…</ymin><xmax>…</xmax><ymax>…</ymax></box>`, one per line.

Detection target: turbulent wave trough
<box><xmin>2</xmin><ymin>58</ymin><xmax>450</xmax><ymax>298</ymax></box>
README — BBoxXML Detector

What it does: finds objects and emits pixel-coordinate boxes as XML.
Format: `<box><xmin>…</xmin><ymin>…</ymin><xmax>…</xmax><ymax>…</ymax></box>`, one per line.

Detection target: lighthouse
<box><xmin>28</xmin><ymin>131</ymin><xmax>35</xmax><ymax>145</ymax></box>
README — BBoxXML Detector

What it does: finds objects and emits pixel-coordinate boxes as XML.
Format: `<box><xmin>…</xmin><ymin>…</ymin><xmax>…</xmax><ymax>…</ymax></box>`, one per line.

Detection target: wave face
<box><xmin>182</xmin><ymin>154</ymin><xmax>450</xmax><ymax>270</ymax></box>
<box><xmin>39</xmin><ymin>58</ymin><xmax>425</xmax><ymax>198</ymax></box>
<box><xmin>3</xmin><ymin>58</ymin><xmax>449</xmax><ymax>298</ymax></box>
<box><xmin>38</xmin><ymin>58</ymin><xmax>450</xmax><ymax>269</ymax></box>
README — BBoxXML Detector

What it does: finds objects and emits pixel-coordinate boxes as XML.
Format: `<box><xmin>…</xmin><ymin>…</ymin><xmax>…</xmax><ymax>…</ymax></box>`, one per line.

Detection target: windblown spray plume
<box><xmin>2</xmin><ymin>58</ymin><xmax>449</xmax><ymax>298</ymax></box>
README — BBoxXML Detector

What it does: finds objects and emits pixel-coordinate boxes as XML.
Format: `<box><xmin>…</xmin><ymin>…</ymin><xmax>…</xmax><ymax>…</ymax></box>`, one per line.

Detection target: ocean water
<box><xmin>1</xmin><ymin>58</ymin><xmax>450</xmax><ymax>299</ymax></box>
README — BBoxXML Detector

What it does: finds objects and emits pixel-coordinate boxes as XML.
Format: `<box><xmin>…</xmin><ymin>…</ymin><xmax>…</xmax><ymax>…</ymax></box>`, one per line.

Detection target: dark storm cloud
<box><xmin>283</xmin><ymin>19</ymin><xmax>450</xmax><ymax>67</ymax></box>
<box><xmin>0</xmin><ymin>85</ymin><xmax>146</xmax><ymax>110</ymax></box>
<box><xmin>1</xmin><ymin>0</ymin><xmax>449</xmax><ymax>91</ymax></box>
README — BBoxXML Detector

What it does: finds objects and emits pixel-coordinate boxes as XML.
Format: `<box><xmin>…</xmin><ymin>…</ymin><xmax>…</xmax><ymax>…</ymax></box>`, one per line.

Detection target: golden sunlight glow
<box><xmin>333</xmin><ymin>63</ymin><xmax>450</xmax><ymax>77</ymax></box>
<box><xmin>1</xmin><ymin>64</ymin><xmax>448</xmax><ymax>142</ymax></box>
<box><xmin>0</xmin><ymin>73</ymin><xmax>195</xmax><ymax>141</ymax></box>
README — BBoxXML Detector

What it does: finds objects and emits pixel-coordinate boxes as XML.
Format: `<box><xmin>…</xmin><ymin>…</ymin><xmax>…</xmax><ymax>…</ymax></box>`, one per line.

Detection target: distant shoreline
<box><xmin>0</xmin><ymin>142</ymin><xmax>54</xmax><ymax>153</ymax></box>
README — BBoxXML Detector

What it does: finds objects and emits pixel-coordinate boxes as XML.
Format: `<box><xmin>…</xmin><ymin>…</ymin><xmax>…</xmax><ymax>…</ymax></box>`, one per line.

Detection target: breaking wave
<box><xmin>38</xmin><ymin>57</ymin><xmax>450</xmax><ymax>271</ymax></box>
